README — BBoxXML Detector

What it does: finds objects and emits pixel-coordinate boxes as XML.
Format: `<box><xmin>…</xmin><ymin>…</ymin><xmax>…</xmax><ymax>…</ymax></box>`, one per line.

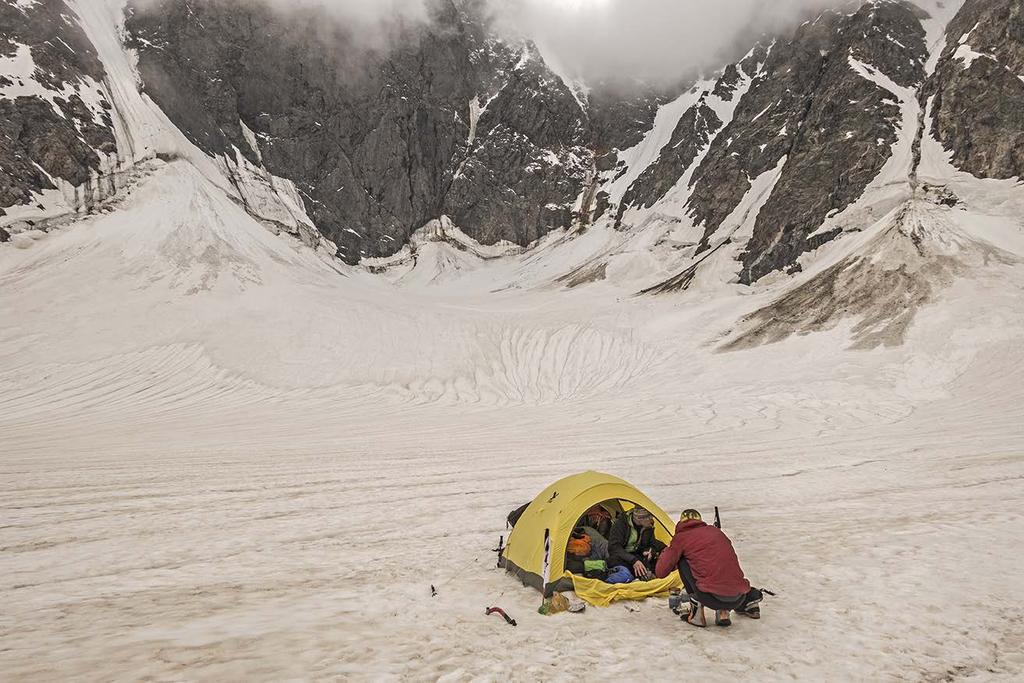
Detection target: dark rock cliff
<box><xmin>927</xmin><ymin>0</ymin><xmax>1024</xmax><ymax>180</ymax></box>
<box><xmin>681</xmin><ymin>1</ymin><xmax>928</xmax><ymax>283</ymax></box>
<box><xmin>0</xmin><ymin>0</ymin><xmax>116</xmax><ymax>212</ymax></box>
<box><xmin>441</xmin><ymin>43</ymin><xmax>591</xmax><ymax>246</ymax></box>
<box><xmin>124</xmin><ymin>0</ymin><xmax>593</xmax><ymax>262</ymax></box>
<box><xmin>612</xmin><ymin>56</ymin><xmax>765</xmax><ymax>225</ymax></box>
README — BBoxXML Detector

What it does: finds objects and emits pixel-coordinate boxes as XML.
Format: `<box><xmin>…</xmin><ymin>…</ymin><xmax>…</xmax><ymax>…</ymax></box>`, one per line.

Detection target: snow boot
<box><xmin>715</xmin><ymin>609</ymin><xmax>732</xmax><ymax>627</ymax></box>
<box><xmin>683</xmin><ymin>598</ymin><xmax>706</xmax><ymax>628</ymax></box>
<box><xmin>736</xmin><ymin>588</ymin><xmax>764</xmax><ymax>619</ymax></box>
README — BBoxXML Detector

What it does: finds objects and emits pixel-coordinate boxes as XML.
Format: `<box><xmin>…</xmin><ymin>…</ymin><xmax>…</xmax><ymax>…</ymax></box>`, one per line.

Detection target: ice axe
<box><xmin>485</xmin><ymin>606</ymin><xmax>517</xmax><ymax>626</ymax></box>
<box><xmin>492</xmin><ymin>534</ymin><xmax>505</xmax><ymax>566</ymax></box>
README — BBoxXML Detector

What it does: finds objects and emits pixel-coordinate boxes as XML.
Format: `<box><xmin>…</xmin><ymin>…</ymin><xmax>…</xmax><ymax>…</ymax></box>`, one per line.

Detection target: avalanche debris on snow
<box><xmin>722</xmin><ymin>200</ymin><xmax>1019</xmax><ymax>350</ymax></box>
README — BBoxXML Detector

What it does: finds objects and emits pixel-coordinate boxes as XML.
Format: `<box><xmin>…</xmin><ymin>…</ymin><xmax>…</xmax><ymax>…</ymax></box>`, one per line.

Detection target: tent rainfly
<box><xmin>499</xmin><ymin>471</ymin><xmax>682</xmax><ymax>606</ymax></box>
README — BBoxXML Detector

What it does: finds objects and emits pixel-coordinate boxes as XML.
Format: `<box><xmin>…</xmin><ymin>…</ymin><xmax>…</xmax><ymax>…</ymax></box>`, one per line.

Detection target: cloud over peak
<box><xmin>492</xmin><ymin>0</ymin><xmax>848</xmax><ymax>84</ymax></box>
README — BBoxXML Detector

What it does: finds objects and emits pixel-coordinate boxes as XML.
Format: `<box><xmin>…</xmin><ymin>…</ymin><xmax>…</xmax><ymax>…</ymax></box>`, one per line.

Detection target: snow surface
<box><xmin>2</xmin><ymin>150</ymin><xmax>1024</xmax><ymax>679</ymax></box>
<box><xmin>920</xmin><ymin>0</ymin><xmax>968</xmax><ymax>74</ymax></box>
<box><xmin>2</xmin><ymin>2</ymin><xmax>1024</xmax><ymax>680</ymax></box>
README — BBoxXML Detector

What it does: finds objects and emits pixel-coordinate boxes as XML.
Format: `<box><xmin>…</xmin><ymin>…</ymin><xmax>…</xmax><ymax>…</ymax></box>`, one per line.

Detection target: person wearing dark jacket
<box><xmin>606</xmin><ymin>507</ymin><xmax>666</xmax><ymax>580</ymax></box>
<box><xmin>655</xmin><ymin>509</ymin><xmax>763</xmax><ymax>628</ymax></box>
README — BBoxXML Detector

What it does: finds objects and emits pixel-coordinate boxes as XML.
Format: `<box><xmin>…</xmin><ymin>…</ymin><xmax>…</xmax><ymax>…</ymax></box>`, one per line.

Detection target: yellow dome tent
<box><xmin>500</xmin><ymin>471</ymin><xmax>682</xmax><ymax>606</ymax></box>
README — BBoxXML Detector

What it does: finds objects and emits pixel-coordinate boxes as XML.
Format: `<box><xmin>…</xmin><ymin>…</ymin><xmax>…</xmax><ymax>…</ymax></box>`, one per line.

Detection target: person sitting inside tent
<box><xmin>607</xmin><ymin>506</ymin><xmax>665</xmax><ymax>581</ymax></box>
<box><xmin>565</xmin><ymin>504</ymin><xmax>615</xmax><ymax>578</ymax></box>
<box><xmin>582</xmin><ymin>505</ymin><xmax>613</xmax><ymax>540</ymax></box>
<box><xmin>655</xmin><ymin>509</ymin><xmax>763</xmax><ymax>628</ymax></box>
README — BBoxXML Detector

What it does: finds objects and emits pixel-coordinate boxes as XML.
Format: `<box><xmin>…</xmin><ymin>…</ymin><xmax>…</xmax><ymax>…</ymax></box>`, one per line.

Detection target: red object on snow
<box><xmin>485</xmin><ymin>606</ymin><xmax>517</xmax><ymax>626</ymax></box>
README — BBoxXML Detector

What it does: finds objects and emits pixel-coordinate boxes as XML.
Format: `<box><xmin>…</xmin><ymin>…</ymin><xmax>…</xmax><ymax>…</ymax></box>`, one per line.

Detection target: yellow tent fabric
<box><xmin>564</xmin><ymin>572</ymin><xmax>680</xmax><ymax>607</ymax></box>
<box><xmin>501</xmin><ymin>471</ymin><xmax>682</xmax><ymax>605</ymax></box>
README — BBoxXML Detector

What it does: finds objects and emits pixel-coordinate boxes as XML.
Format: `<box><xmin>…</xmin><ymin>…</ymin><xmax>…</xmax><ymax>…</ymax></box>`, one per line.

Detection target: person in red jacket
<box><xmin>655</xmin><ymin>509</ymin><xmax>763</xmax><ymax>628</ymax></box>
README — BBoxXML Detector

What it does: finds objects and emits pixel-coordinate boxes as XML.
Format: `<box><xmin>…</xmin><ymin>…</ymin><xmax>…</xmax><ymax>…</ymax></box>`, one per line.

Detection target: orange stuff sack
<box><xmin>566</xmin><ymin>534</ymin><xmax>592</xmax><ymax>557</ymax></box>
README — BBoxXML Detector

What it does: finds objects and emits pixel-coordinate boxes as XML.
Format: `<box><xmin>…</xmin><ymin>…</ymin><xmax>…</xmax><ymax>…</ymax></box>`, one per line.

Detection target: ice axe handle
<box><xmin>485</xmin><ymin>606</ymin><xmax>517</xmax><ymax>626</ymax></box>
<box><xmin>714</xmin><ymin>506</ymin><xmax>721</xmax><ymax>529</ymax></box>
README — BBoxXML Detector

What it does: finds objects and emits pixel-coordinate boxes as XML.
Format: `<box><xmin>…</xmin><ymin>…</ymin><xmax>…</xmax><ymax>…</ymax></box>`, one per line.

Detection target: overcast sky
<box><xmin>252</xmin><ymin>0</ymin><xmax>846</xmax><ymax>84</ymax></box>
<box><xmin>496</xmin><ymin>0</ymin><xmax>844</xmax><ymax>83</ymax></box>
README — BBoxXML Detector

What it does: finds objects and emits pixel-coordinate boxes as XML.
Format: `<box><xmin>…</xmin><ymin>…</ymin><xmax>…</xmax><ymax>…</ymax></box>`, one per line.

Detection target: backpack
<box><xmin>506</xmin><ymin>502</ymin><xmax>529</xmax><ymax>528</ymax></box>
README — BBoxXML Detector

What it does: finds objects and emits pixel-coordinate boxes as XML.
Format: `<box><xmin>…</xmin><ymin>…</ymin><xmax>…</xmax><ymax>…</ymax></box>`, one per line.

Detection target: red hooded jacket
<box><xmin>655</xmin><ymin>519</ymin><xmax>750</xmax><ymax>597</ymax></box>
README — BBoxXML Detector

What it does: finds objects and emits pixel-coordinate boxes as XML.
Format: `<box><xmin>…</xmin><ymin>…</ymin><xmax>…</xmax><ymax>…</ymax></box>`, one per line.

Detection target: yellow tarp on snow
<box><xmin>501</xmin><ymin>470</ymin><xmax>682</xmax><ymax>605</ymax></box>
<box><xmin>566</xmin><ymin>572</ymin><xmax>680</xmax><ymax>607</ymax></box>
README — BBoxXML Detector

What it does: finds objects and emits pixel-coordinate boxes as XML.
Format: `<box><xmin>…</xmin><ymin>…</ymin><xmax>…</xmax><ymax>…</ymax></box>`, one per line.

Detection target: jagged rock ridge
<box><xmin>2</xmin><ymin>0</ymin><xmax>1022</xmax><ymax>287</ymax></box>
<box><xmin>615</xmin><ymin>1</ymin><xmax>932</xmax><ymax>284</ymax></box>
<box><xmin>123</xmin><ymin>0</ymin><xmax>602</xmax><ymax>264</ymax></box>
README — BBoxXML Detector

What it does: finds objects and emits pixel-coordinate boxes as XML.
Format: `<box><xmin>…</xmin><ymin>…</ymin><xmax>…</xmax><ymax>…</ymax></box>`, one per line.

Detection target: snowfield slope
<box><xmin>2</xmin><ymin>148</ymin><xmax>1024</xmax><ymax>680</ymax></box>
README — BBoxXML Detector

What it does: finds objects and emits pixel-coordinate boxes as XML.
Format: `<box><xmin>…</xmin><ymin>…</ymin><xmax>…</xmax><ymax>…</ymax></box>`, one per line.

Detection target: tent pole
<box><xmin>539</xmin><ymin>528</ymin><xmax>552</xmax><ymax>611</ymax></box>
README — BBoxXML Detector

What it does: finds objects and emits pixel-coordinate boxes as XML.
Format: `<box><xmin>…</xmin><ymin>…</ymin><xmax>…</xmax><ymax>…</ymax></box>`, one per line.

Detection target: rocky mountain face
<box><xmin>729</xmin><ymin>1</ymin><xmax>928</xmax><ymax>283</ymax></box>
<box><xmin>616</xmin><ymin>1</ymin><xmax>931</xmax><ymax>283</ymax></box>
<box><xmin>0</xmin><ymin>0</ymin><xmax>116</xmax><ymax>213</ymax></box>
<box><xmin>614</xmin><ymin>56</ymin><xmax>763</xmax><ymax>228</ymax></box>
<box><xmin>1</xmin><ymin>0</ymin><xmax>1021</xmax><ymax>283</ymax></box>
<box><xmin>122</xmin><ymin>0</ymin><xmax>608</xmax><ymax>263</ymax></box>
<box><xmin>926</xmin><ymin>0</ymin><xmax>1024</xmax><ymax>180</ymax></box>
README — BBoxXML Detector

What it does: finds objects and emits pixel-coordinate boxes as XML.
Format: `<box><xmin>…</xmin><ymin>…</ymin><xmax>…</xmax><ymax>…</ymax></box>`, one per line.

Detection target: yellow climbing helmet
<box><xmin>679</xmin><ymin>508</ymin><xmax>702</xmax><ymax>522</ymax></box>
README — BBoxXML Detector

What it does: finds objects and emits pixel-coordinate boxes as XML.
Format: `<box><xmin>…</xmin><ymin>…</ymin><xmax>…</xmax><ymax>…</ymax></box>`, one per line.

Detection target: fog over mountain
<box><xmin>494</xmin><ymin>0</ymin><xmax>845</xmax><ymax>84</ymax></box>
<box><xmin>168</xmin><ymin>0</ymin><xmax>845</xmax><ymax>84</ymax></box>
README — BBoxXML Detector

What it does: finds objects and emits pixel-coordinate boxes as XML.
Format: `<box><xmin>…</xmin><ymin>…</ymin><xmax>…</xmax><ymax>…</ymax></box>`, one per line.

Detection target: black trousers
<box><xmin>677</xmin><ymin>558</ymin><xmax>760</xmax><ymax>611</ymax></box>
